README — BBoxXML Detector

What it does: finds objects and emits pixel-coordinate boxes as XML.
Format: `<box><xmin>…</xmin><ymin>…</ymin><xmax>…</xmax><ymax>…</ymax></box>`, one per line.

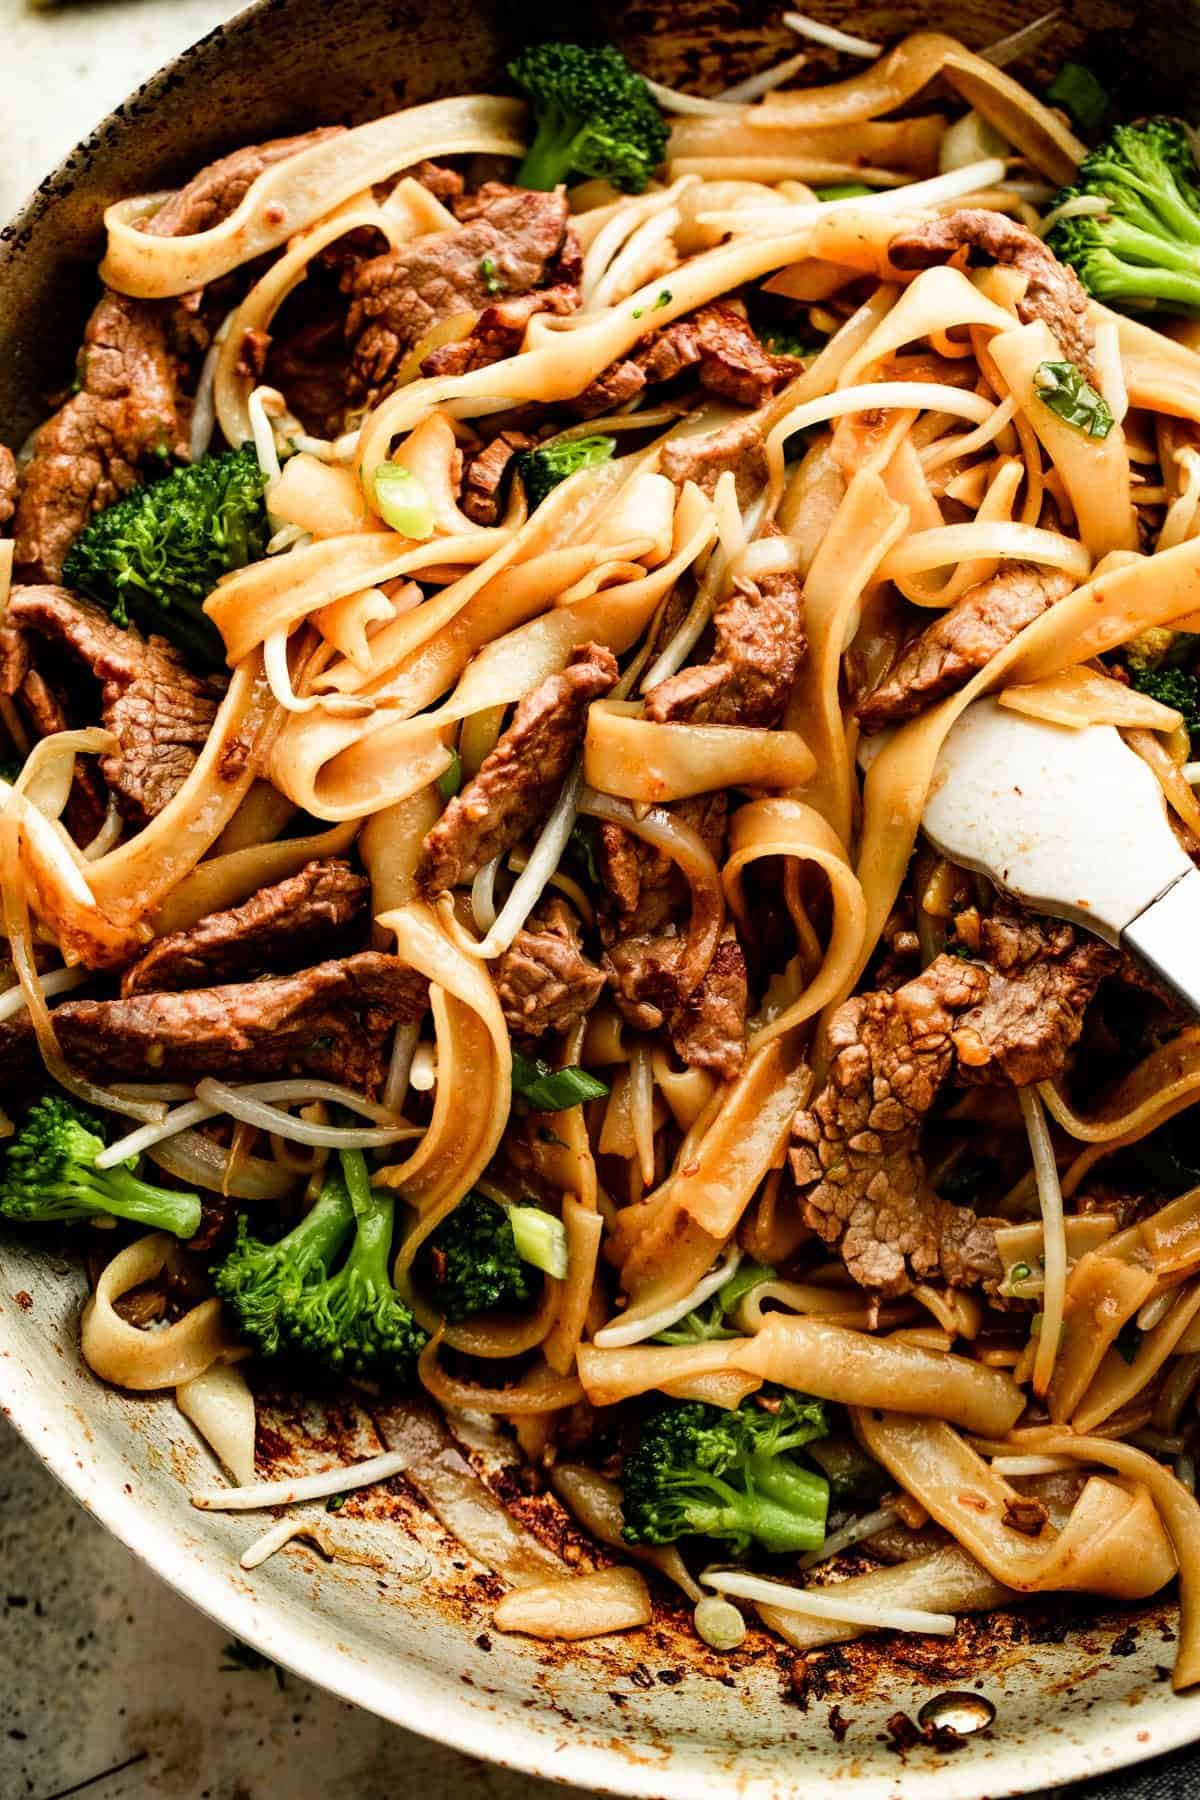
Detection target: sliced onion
<box><xmin>383</xmin><ymin>1020</ymin><xmax>421</xmax><ymax>1112</ymax></box>
<box><xmin>980</xmin><ymin>9</ymin><xmax>1063</xmax><ymax>68</ymax></box>
<box><xmin>190</xmin><ymin>311</ymin><xmax>235</xmax><ymax>463</ymax></box>
<box><xmin>95</xmin><ymin>1100</ymin><xmax>218</xmax><ymax>1170</ymax></box>
<box><xmin>734</xmin><ymin>534</ymin><xmax>803</xmax><ymax>582</ymax></box>
<box><xmin>373</xmin><ymin>463</ymin><xmax>435</xmax><ymax>538</ymax></box>
<box><xmin>15</xmin><ymin>728</ymin><xmax>117</xmax><ymax>823</ymax></box>
<box><xmin>782</xmin><ymin>9</ymin><xmax>880</xmax><ymax>56</ymax></box>
<box><xmin>147</xmin><ymin>1128</ymin><xmax>296</xmax><ymax>1200</ymax></box>
<box><xmin>578</xmin><ymin>785</ymin><xmax>723</xmax><ymax>995</ymax></box>
<box><xmin>82</xmin><ymin>796</ymin><xmax>124</xmax><ymax>861</ymax></box>
<box><xmin>263</xmin><ymin>628</ymin><xmax>374</xmax><ymax>716</ymax></box>
<box><xmin>644</xmin><ymin>78</ymin><xmax>749</xmax><ymax>118</ymax></box>
<box><xmin>593</xmin><ymin>1244</ymin><xmax>741</xmax><ymax>1348</ymax></box>
<box><xmin>195</xmin><ymin>1077</ymin><xmax>419</xmax><ymax>1148</ymax></box>
<box><xmin>988</xmin><ymin>1454</ymin><xmax>1079</xmax><ymax>1476</ymax></box>
<box><xmin>1020</xmin><ymin>1086</ymin><xmax>1066</xmax><ymax>1398</ymax></box>
<box><xmin>471</xmin><ymin>855</ymin><xmax>500</xmax><ymax>933</ymax></box>
<box><xmin>0</xmin><ymin>965</ymin><xmax>88</xmax><ymax>1024</ymax></box>
<box><xmin>701</xmin><ymin>1567</ymin><xmax>957</xmax><ymax>1635</ymax></box>
<box><xmin>799</xmin><ymin>1504</ymin><xmax>899</xmax><ymax>1569</ymax></box>
<box><xmin>247</xmin><ymin>385</ymin><xmax>285</xmax><ymax>484</ymax></box>
<box><xmin>718</xmin><ymin>52</ymin><xmax>810</xmax><ymax>103</ymax></box>
<box><xmin>192</xmin><ymin>1450</ymin><xmax>414</xmax><ymax>1511</ymax></box>
<box><xmin>1038</xmin><ymin>192</ymin><xmax>1111</xmax><ymax>237</ymax></box>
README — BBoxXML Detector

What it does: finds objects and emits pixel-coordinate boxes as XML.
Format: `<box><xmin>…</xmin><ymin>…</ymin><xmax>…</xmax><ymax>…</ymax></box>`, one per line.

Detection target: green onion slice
<box><xmin>509</xmin><ymin>1205</ymin><xmax>569</xmax><ymax>1279</ymax></box>
<box><xmin>373</xmin><ymin>463</ymin><xmax>435</xmax><ymax>538</ymax></box>
<box><xmin>511</xmin><ymin>1052</ymin><xmax>609</xmax><ymax>1112</ymax></box>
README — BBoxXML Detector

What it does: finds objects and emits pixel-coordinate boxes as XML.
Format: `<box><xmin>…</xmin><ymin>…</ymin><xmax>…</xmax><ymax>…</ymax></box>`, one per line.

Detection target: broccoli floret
<box><xmin>1125</xmin><ymin>625</ymin><xmax>1182</xmax><ymax>673</ymax></box>
<box><xmin>1128</xmin><ymin>663</ymin><xmax>1200</xmax><ymax>736</ymax></box>
<box><xmin>508</xmin><ymin>44</ymin><xmax>668</xmax><ymax>195</ymax></box>
<box><xmin>1047</xmin><ymin>120</ymin><xmax>1200</xmax><ymax>315</ymax></box>
<box><xmin>214</xmin><ymin>1152</ymin><xmax>426</xmax><ymax>1377</ymax></box>
<box><xmin>515</xmin><ymin>435</ymin><xmax>616</xmax><ymax>510</ymax></box>
<box><xmin>281</xmin><ymin>1150</ymin><xmax>426</xmax><ymax>1376</ymax></box>
<box><xmin>0</xmin><ymin>1094</ymin><xmax>201</xmax><ymax>1237</ymax></box>
<box><xmin>213</xmin><ymin>1172</ymin><xmax>355</xmax><ymax>1357</ymax></box>
<box><xmin>621</xmin><ymin>1389</ymin><xmax>831</xmax><ymax>1555</ymax></box>
<box><xmin>425</xmin><ymin>1192</ymin><xmax>537</xmax><ymax>1323</ymax></box>
<box><xmin>62</xmin><ymin>446</ymin><xmax>269</xmax><ymax>669</ymax></box>
<box><xmin>654</xmin><ymin>1260</ymin><xmax>775</xmax><ymax>1344</ymax></box>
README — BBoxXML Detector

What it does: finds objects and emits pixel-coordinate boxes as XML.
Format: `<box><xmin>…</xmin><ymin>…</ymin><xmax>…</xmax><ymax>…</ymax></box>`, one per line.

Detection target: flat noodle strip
<box><xmin>584</xmin><ymin>701</ymin><xmax>815</xmax><ymax>801</ymax></box>
<box><xmin>854</xmin><ymin>1411</ymin><xmax>1177</xmax><ymax>1599</ymax></box>
<box><xmin>376</xmin><ymin>900</ymin><xmax>509</xmax><ymax>1216</ymax></box>
<box><xmin>81</xmin><ymin>1234</ymin><xmax>244</xmax><ymax>1389</ymax></box>
<box><xmin>615</xmin><ymin>1043</ymin><xmax>810</xmax><ymax>1316</ymax></box>
<box><xmin>101</xmin><ymin>96</ymin><xmax>527</xmax><ymax>296</ymax></box>
<box><xmin>989</xmin><ymin>320</ymin><xmax>1137</xmax><ymax>558</ymax></box>
<box><xmin>1072</xmin><ymin>1281</ymin><xmax>1200</xmax><ymax>1435</ymax></box>
<box><xmin>1033</xmin><ymin>1432</ymin><xmax>1200</xmax><ymax>1690</ymax></box>
<box><xmin>543</xmin><ymin>1200</ymin><xmax>606</xmax><ymax>1377</ymax></box>
<box><xmin>84</xmin><ymin>654</ymin><xmax>278</xmax><ymax>929</ymax></box>
<box><xmin>748</xmin><ymin>33</ymin><xmax>1084</xmax><ymax>181</ymax></box>
<box><xmin>784</xmin><ymin>469</ymin><xmax>910</xmax><ymax>844</ymax></box>
<box><xmin>358</xmin><ymin>227</ymin><xmax>820</xmax><ymax>478</ymax></box>
<box><xmin>721</xmin><ymin>799</ymin><xmax>867</xmax><ymax>1050</ymax></box>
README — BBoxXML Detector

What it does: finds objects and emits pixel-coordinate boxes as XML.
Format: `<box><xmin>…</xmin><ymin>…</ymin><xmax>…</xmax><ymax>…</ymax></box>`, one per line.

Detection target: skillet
<box><xmin>4</xmin><ymin>2</ymin><xmax>1200</xmax><ymax>1792</ymax></box>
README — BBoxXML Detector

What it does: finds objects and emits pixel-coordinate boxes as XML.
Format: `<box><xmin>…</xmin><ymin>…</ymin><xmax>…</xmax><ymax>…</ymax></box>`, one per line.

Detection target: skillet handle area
<box><xmin>1123</xmin><ymin>865</ymin><xmax>1200</xmax><ymax>1018</ymax></box>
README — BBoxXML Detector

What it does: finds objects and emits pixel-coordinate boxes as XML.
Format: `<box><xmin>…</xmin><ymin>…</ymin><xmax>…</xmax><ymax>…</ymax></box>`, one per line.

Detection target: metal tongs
<box><xmin>922</xmin><ymin>697</ymin><xmax>1200</xmax><ymax>1012</ymax></box>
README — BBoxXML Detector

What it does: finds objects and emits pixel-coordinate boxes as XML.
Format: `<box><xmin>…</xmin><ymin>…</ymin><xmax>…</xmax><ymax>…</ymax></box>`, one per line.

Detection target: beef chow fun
<box><xmin>10</xmin><ymin>20</ymin><xmax>1200</xmax><ymax>1672</ymax></box>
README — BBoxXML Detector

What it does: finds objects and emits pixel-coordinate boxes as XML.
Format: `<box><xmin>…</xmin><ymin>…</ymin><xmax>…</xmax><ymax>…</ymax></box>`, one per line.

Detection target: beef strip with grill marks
<box><xmin>9</xmin><ymin>584</ymin><xmax>222</xmax><ymax>823</ymax></box>
<box><xmin>857</xmin><ymin>564</ymin><xmax>1074</xmax><ymax>733</ymax></box>
<box><xmin>789</xmin><ymin>910</ymin><xmax>1116</xmax><ymax>1295</ymax></box>
<box><xmin>56</xmin><ymin>952</ymin><xmax>428</xmax><ymax>1095</ymax></box>
<box><xmin>121</xmin><ymin>859</ymin><xmax>369</xmax><ymax>996</ymax></box>
<box><xmin>417</xmin><ymin>642</ymin><xmax>617</xmax><ymax>896</ymax></box>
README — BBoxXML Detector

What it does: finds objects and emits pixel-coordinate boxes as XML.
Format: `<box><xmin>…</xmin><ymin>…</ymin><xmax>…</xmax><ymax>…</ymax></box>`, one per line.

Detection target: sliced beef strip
<box><xmin>495</xmin><ymin>897</ymin><xmax>607</xmax><ymax>1039</ymax></box>
<box><xmin>9</xmin><ymin>584</ymin><xmax>222</xmax><ymax>823</ymax></box>
<box><xmin>604</xmin><ymin>919</ymin><xmax>748</xmax><ymax>1080</ymax></box>
<box><xmin>460</xmin><ymin>429</ymin><xmax>537</xmax><ymax>527</ymax></box>
<box><xmin>856</xmin><ymin>564</ymin><xmax>1074</xmax><ymax>733</ymax></box>
<box><xmin>0</xmin><ymin>445</ymin><xmax>17</xmax><ymax>530</ymax></box>
<box><xmin>638</xmin><ymin>303</ymin><xmax>803</xmax><ymax>408</ymax></box>
<box><xmin>569</xmin><ymin>308</ymin><xmax>800</xmax><ymax>423</ymax></box>
<box><xmin>417</xmin><ymin>641</ymin><xmax>617</xmax><ymax>894</ymax></box>
<box><xmin>14</xmin><ymin>129</ymin><xmax>337</xmax><ymax>582</ymax></box>
<box><xmin>888</xmin><ymin>209</ymin><xmax>1098</xmax><ymax>382</ymax></box>
<box><xmin>121</xmin><ymin>859</ymin><xmax>370</xmax><ymax>997</ymax></box>
<box><xmin>410</xmin><ymin>160</ymin><xmax>465</xmax><ymax>206</ymax></box>
<box><xmin>789</xmin><ymin>956</ymin><xmax>1003</xmax><ymax>1297</ymax></box>
<box><xmin>951</xmin><ymin>908</ymin><xmax>1118</xmax><ymax>1086</ymax></box>
<box><xmin>789</xmin><ymin>910</ymin><xmax>1115</xmax><ymax>1295</ymax></box>
<box><xmin>597</xmin><ymin>791</ymin><xmax>727</xmax><ymax>940</ymax></box>
<box><xmin>567</xmin><ymin>359</ymin><xmax>648</xmax><ymax>421</ymax></box>
<box><xmin>55</xmin><ymin>951</ymin><xmax>428</xmax><ymax>1094</ymax></box>
<box><xmin>644</xmin><ymin>559</ymin><xmax>805</xmax><ymax>729</ymax></box>
<box><xmin>421</xmin><ymin>284</ymin><xmax>580</xmax><ymax>380</ymax></box>
<box><xmin>344</xmin><ymin>185</ymin><xmax>574</xmax><ymax>407</ymax></box>
<box><xmin>659</xmin><ymin>415</ymin><xmax>769</xmax><ymax>508</ymax></box>
<box><xmin>150</xmin><ymin>128</ymin><xmax>344</xmax><ymax>237</ymax></box>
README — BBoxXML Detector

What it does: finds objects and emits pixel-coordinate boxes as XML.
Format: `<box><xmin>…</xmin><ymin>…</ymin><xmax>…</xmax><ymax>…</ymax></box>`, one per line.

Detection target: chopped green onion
<box><xmin>372</xmin><ymin>463</ymin><xmax>435</xmax><ymax>538</ymax></box>
<box><xmin>653</xmin><ymin>288</ymin><xmax>672</xmax><ymax>309</ymax></box>
<box><xmin>479</xmin><ymin>254</ymin><xmax>504</xmax><ymax>295</ymax></box>
<box><xmin>1009</xmin><ymin>1261</ymin><xmax>1033</xmax><ymax>1284</ymax></box>
<box><xmin>1033</xmin><ymin>360</ymin><xmax>1115</xmax><ymax>439</ymax></box>
<box><xmin>512</xmin><ymin>1052</ymin><xmax>609</xmax><ymax>1111</ymax></box>
<box><xmin>436</xmin><ymin>749</ymin><xmax>463</xmax><ymax>803</ymax></box>
<box><xmin>565</xmin><ymin>817</ymin><xmax>601</xmax><ymax>886</ymax></box>
<box><xmin>509</xmin><ymin>1204</ymin><xmax>569</xmax><ymax>1279</ymax></box>
<box><xmin>814</xmin><ymin>182</ymin><xmax>874</xmax><ymax>201</ymax></box>
<box><xmin>1046</xmin><ymin>62</ymin><xmax>1109</xmax><ymax>131</ymax></box>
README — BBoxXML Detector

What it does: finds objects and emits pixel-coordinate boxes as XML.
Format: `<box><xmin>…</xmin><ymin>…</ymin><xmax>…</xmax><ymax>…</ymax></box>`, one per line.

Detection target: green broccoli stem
<box><xmin>747</xmin><ymin>1453</ymin><xmax>830</xmax><ymax>1524</ymax></box>
<box><xmin>73</xmin><ymin>1167</ymin><xmax>202</xmax><ymax>1237</ymax></box>
<box><xmin>1088</xmin><ymin>245</ymin><xmax>1200</xmax><ymax>310</ymax></box>
<box><xmin>516</xmin><ymin>103</ymin><xmax>585</xmax><ymax>190</ymax></box>
<box><xmin>337</xmin><ymin>1149</ymin><xmax>395</xmax><ymax>1298</ymax></box>
<box><xmin>687</xmin><ymin>1468</ymin><xmax>826</xmax><ymax>1554</ymax></box>
<box><xmin>285</xmin><ymin>1176</ymin><xmax>358</xmax><ymax>1276</ymax></box>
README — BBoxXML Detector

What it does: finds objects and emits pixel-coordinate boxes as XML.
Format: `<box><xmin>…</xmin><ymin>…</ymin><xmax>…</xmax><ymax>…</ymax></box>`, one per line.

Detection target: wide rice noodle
<box><xmin>81</xmin><ymin>1234</ymin><xmax>245</xmax><ymax>1389</ymax></box>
